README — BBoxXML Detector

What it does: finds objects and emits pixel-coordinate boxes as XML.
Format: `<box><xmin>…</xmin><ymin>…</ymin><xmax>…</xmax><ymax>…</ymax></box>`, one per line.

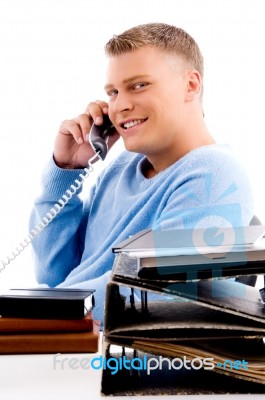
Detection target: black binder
<box><xmin>102</xmin><ymin>245</ymin><xmax>265</xmax><ymax>395</ymax></box>
<box><xmin>113</xmin><ymin>226</ymin><xmax>265</xmax><ymax>281</ymax></box>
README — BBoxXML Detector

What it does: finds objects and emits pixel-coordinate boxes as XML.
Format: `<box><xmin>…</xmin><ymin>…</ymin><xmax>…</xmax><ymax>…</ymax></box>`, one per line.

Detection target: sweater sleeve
<box><xmin>29</xmin><ymin>156</ymin><xmax>95</xmax><ymax>287</ymax></box>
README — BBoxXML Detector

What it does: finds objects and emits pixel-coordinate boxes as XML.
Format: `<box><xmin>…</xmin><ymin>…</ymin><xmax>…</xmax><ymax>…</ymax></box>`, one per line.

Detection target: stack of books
<box><xmin>0</xmin><ymin>288</ymin><xmax>99</xmax><ymax>354</ymax></box>
<box><xmin>101</xmin><ymin>226</ymin><xmax>265</xmax><ymax>395</ymax></box>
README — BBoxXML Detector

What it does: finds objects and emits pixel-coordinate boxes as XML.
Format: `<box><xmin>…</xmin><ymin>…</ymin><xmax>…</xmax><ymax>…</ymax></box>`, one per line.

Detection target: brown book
<box><xmin>0</xmin><ymin>311</ymin><xmax>94</xmax><ymax>333</ymax></box>
<box><xmin>0</xmin><ymin>321</ymin><xmax>100</xmax><ymax>354</ymax></box>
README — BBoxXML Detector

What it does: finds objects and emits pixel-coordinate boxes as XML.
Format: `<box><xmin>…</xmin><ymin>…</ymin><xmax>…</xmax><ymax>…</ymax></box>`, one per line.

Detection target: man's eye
<box><xmin>133</xmin><ymin>82</ymin><xmax>148</xmax><ymax>90</ymax></box>
<box><xmin>107</xmin><ymin>89</ymin><xmax>118</xmax><ymax>97</ymax></box>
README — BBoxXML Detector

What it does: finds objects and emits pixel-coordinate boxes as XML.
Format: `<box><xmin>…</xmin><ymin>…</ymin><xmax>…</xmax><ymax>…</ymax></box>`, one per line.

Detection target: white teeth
<box><xmin>123</xmin><ymin>119</ymin><xmax>144</xmax><ymax>129</ymax></box>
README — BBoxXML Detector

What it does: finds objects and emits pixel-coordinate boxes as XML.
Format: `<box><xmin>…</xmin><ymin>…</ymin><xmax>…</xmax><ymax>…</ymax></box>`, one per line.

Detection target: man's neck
<box><xmin>143</xmin><ymin>126</ymin><xmax>216</xmax><ymax>179</ymax></box>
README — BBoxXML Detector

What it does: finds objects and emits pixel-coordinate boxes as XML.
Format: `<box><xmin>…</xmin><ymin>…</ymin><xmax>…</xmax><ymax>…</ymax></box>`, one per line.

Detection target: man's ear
<box><xmin>185</xmin><ymin>70</ymin><xmax>202</xmax><ymax>102</ymax></box>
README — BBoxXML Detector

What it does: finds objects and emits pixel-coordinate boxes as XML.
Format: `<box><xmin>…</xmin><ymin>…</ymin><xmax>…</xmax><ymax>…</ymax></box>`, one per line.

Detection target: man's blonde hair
<box><xmin>105</xmin><ymin>22</ymin><xmax>204</xmax><ymax>79</ymax></box>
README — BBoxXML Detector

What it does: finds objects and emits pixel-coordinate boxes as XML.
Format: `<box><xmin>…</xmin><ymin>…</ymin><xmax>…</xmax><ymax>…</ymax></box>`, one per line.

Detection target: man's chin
<box><xmin>122</xmin><ymin>139</ymin><xmax>151</xmax><ymax>156</ymax></box>
<box><xmin>123</xmin><ymin>143</ymin><xmax>141</xmax><ymax>154</ymax></box>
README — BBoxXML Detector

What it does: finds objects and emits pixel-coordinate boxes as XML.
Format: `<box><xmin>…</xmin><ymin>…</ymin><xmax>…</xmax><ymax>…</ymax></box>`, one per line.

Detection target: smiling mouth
<box><xmin>120</xmin><ymin>118</ymin><xmax>148</xmax><ymax>129</ymax></box>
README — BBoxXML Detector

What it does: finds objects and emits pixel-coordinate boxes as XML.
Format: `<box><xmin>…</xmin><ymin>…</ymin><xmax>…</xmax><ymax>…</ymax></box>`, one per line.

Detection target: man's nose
<box><xmin>112</xmin><ymin>92</ymin><xmax>133</xmax><ymax>114</ymax></box>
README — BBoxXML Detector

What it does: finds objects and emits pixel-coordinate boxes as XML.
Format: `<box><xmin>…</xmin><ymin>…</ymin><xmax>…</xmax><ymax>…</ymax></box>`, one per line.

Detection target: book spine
<box><xmin>0</xmin><ymin>312</ymin><xmax>94</xmax><ymax>333</ymax></box>
<box><xmin>0</xmin><ymin>322</ymin><xmax>100</xmax><ymax>354</ymax></box>
<box><xmin>0</xmin><ymin>298</ymin><xmax>92</xmax><ymax>319</ymax></box>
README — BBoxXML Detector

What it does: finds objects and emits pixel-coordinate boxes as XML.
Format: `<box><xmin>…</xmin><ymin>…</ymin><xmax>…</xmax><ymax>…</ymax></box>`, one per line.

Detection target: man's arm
<box><xmin>29</xmin><ymin>101</ymin><xmax>119</xmax><ymax>286</ymax></box>
<box><xmin>29</xmin><ymin>157</ymin><xmax>92</xmax><ymax>286</ymax></box>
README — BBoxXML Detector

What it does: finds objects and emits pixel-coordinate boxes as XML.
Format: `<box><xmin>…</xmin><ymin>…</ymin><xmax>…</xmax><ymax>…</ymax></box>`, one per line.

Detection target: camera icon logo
<box><xmin>191</xmin><ymin>216</ymin><xmax>236</xmax><ymax>258</ymax></box>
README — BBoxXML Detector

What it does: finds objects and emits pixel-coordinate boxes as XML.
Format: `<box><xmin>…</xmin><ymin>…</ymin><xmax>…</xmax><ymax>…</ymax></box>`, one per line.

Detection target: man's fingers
<box><xmin>58</xmin><ymin>100</ymin><xmax>111</xmax><ymax>147</ymax></box>
<box><xmin>59</xmin><ymin>118</ymin><xmax>87</xmax><ymax>145</ymax></box>
<box><xmin>75</xmin><ymin>114</ymin><xmax>93</xmax><ymax>142</ymax></box>
<box><xmin>85</xmin><ymin>101</ymin><xmax>109</xmax><ymax>125</ymax></box>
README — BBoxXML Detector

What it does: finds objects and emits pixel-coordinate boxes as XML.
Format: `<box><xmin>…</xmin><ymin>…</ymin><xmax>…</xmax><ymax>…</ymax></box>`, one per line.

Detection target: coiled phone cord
<box><xmin>0</xmin><ymin>151</ymin><xmax>100</xmax><ymax>273</ymax></box>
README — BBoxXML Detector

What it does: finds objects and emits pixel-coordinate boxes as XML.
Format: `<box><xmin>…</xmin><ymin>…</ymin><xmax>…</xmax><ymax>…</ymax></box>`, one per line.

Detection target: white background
<box><xmin>0</xmin><ymin>2</ymin><xmax>265</xmax><ymax>400</ymax></box>
<box><xmin>0</xmin><ymin>0</ymin><xmax>265</xmax><ymax>291</ymax></box>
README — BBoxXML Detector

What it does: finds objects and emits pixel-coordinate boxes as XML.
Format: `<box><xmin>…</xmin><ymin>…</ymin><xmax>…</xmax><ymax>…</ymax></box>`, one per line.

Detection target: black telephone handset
<box><xmin>89</xmin><ymin>115</ymin><xmax>116</xmax><ymax>160</ymax></box>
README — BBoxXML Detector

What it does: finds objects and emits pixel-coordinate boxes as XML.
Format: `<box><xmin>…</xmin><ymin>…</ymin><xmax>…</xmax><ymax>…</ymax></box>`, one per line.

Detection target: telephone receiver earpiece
<box><xmin>89</xmin><ymin>115</ymin><xmax>116</xmax><ymax>160</ymax></box>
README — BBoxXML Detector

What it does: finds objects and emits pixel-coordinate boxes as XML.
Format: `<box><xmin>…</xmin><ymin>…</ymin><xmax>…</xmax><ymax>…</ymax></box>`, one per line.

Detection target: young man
<box><xmin>30</xmin><ymin>23</ymin><xmax>253</xmax><ymax>323</ymax></box>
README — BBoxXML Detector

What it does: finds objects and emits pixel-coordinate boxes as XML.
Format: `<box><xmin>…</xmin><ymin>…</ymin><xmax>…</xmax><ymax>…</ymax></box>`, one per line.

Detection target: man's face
<box><xmin>105</xmin><ymin>46</ymin><xmax>188</xmax><ymax>158</ymax></box>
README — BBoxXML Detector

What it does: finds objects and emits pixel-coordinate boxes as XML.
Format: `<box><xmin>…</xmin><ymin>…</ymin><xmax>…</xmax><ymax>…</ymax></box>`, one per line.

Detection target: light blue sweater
<box><xmin>30</xmin><ymin>144</ymin><xmax>254</xmax><ymax>323</ymax></box>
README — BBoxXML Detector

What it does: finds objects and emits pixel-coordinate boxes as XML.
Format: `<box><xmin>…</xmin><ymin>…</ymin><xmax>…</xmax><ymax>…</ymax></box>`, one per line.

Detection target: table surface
<box><xmin>0</xmin><ymin>335</ymin><xmax>264</xmax><ymax>400</ymax></box>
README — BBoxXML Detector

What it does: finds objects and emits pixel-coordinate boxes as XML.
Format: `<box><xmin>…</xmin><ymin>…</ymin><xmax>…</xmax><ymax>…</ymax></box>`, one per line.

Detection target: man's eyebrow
<box><xmin>104</xmin><ymin>75</ymin><xmax>151</xmax><ymax>91</ymax></box>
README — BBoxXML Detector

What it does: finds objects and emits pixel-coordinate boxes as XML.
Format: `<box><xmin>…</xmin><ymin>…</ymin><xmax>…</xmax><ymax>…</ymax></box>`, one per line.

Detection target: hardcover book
<box><xmin>0</xmin><ymin>311</ymin><xmax>94</xmax><ymax>333</ymax></box>
<box><xmin>0</xmin><ymin>320</ymin><xmax>100</xmax><ymax>354</ymax></box>
<box><xmin>0</xmin><ymin>288</ymin><xmax>95</xmax><ymax>319</ymax></box>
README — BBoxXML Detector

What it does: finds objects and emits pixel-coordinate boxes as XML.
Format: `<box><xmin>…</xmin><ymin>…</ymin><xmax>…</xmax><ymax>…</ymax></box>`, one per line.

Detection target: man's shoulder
<box><xmin>185</xmin><ymin>144</ymin><xmax>243</xmax><ymax>170</ymax></box>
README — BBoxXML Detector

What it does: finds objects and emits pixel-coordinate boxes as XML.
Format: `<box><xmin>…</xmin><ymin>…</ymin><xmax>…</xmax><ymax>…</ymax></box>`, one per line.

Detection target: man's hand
<box><xmin>54</xmin><ymin>101</ymin><xmax>119</xmax><ymax>169</ymax></box>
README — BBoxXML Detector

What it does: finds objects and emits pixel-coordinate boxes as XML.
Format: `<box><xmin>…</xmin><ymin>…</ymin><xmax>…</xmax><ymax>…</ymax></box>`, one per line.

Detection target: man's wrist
<box><xmin>53</xmin><ymin>156</ymin><xmax>83</xmax><ymax>170</ymax></box>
